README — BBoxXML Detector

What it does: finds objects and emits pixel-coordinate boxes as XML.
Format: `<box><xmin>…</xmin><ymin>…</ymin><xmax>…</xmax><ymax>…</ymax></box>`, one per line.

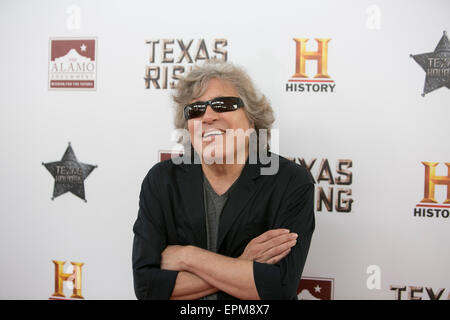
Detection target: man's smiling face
<box><xmin>187</xmin><ymin>78</ymin><xmax>254</xmax><ymax>164</ymax></box>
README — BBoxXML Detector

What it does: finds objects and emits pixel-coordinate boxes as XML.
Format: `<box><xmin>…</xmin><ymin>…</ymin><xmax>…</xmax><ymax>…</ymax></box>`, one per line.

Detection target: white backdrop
<box><xmin>0</xmin><ymin>0</ymin><xmax>449</xmax><ymax>300</ymax></box>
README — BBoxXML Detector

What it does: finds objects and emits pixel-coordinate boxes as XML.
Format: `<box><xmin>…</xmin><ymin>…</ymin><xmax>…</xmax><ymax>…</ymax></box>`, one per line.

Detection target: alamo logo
<box><xmin>158</xmin><ymin>150</ymin><xmax>183</xmax><ymax>162</ymax></box>
<box><xmin>48</xmin><ymin>38</ymin><xmax>97</xmax><ymax>90</ymax></box>
<box><xmin>297</xmin><ymin>277</ymin><xmax>334</xmax><ymax>300</ymax></box>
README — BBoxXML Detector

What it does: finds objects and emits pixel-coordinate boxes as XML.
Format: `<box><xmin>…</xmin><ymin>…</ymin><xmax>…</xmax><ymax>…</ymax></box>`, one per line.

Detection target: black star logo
<box><xmin>410</xmin><ymin>30</ymin><xmax>450</xmax><ymax>96</ymax></box>
<box><xmin>42</xmin><ymin>142</ymin><xmax>97</xmax><ymax>202</ymax></box>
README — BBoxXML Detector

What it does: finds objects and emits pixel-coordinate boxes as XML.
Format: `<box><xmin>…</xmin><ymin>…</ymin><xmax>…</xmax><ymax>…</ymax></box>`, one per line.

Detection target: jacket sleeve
<box><xmin>253</xmin><ymin>166</ymin><xmax>315</xmax><ymax>300</ymax></box>
<box><xmin>132</xmin><ymin>164</ymin><xmax>178</xmax><ymax>300</ymax></box>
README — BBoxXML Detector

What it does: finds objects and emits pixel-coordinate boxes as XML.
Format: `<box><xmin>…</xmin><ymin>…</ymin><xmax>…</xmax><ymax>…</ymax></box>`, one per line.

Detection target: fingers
<box><xmin>254</xmin><ymin>228</ymin><xmax>290</xmax><ymax>244</ymax></box>
<box><xmin>261</xmin><ymin>231</ymin><xmax>298</xmax><ymax>251</ymax></box>
<box><xmin>266</xmin><ymin>248</ymin><xmax>291</xmax><ymax>264</ymax></box>
<box><xmin>244</xmin><ymin>228</ymin><xmax>298</xmax><ymax>264</ymax></box>
<box><xmin>260</xmin><ymin>238</ymin><xmax>297</xmax><ymax>262</ymax></box>
<box><xmin>255</xmin><ymin>230</ymin><xmax>298</xmax><ymax>263</ymax></box>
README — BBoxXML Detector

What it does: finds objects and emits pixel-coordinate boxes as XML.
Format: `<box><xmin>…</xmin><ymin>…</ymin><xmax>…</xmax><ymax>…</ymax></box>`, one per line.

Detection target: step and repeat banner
<box><xmin>0</xmin><ymin>0</ymin><xmax>449</xmax><ymax>300</ymax></box>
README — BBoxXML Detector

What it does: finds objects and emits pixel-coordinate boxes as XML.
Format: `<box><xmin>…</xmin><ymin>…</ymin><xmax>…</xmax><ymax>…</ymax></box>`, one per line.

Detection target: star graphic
<box><xmin>42</xmin><ymin>142</ymin><xmax>97</xmax><ymax>202</ymax></box>
<box><xmin>80</xmin><ymin>44</ymin><xmax>87</xmax><ymax>52</ymax></box>
<box><xmin>314</xmin><ymin>285</ymin><xmax>322</xmax><ymax>293</ymax></box>
<box><xmin>410</xmin><ymin>30</ymin><xmax>450</xmax><ymax>96</ymax></box>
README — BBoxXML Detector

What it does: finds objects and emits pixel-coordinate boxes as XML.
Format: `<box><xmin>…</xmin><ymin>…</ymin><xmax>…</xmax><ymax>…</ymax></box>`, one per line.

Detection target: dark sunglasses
<box><xmin>184</xmin><ymin>96</ymin><xmax>244</xmax><ymax>120</ymax></box>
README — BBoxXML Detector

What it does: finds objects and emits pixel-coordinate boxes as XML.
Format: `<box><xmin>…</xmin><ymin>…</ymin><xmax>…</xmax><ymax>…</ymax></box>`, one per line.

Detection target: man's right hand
<box><xmin>238</xmin><ymin>229</ymin><xmax>298</xmax><ymax>264</ymax></box>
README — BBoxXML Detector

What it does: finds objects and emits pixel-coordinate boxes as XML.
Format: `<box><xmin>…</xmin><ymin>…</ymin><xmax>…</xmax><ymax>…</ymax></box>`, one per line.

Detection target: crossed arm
<box><xmin>161</xmin><ymin>229</ymin><xmax>299</xmax><ymax>300</ymax></box>
<box><xmin>133</xmin><ymin>166</ymin><xmax>315</xmax><ymax>300</ymax></box>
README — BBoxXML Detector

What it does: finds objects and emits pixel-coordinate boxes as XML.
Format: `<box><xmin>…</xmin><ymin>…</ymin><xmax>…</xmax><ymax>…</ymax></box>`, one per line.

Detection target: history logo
<box><xmin>48</xmin><ymin>38</ymin><xmax>97</xmax><ymax>90</ymax></box>
<box><xmin>144</xmin><ymin>38</ymin><xmax>228</xmax><ymax>89</ymax></box>
<box><xmin>49</xmin><ymin>260</ymin><xmax>85</xmax><ymax>300</ymax></box>
<box><xmin>297</xmin><ymin>277</ymin><xmax>334</xmax><ymax>300</ymax></box>
<box><xmin>42</xmin><ymin>142</ymin><xmax>97</xmax><ymax>202</ymax></box>
<box><xmin>286</xmin><ymin>37</ymin><xmax>336</xmax><ymax>93</ymax></box>
<box><xmin>414</xmin><ymin>161</ymin><xmax>450</xmax><ymax>219</ymax></box>
<box><xmin>410</xmin><ymin>31</ymin><xmax>450</xmax><ymax>96</ymax></box>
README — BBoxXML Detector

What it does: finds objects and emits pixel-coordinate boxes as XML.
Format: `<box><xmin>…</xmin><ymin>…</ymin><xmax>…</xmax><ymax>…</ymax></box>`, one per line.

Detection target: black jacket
<box><xmin>132</xmin><ymin>153</ymin><xmax>315</xmax><ymax>300</ymax></box>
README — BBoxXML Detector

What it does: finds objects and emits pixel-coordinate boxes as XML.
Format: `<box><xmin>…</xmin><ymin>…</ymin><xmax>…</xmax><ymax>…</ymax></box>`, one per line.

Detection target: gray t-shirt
<box><xmin>201</xmin><ymin>172</ymin><xmax>239</xmax><ymax>300</ymax></box>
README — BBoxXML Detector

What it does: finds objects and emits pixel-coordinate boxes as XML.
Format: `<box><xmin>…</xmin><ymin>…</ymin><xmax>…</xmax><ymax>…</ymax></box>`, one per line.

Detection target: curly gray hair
<box><xmin>172</xmin><ymin>60</ymin><xmax>275</xmax><ymax>149</ymax></box>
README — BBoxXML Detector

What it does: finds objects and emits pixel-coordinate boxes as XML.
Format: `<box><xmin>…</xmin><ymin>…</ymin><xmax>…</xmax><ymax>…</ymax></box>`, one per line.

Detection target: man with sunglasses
<box><xmin>132</xmin><ymin>61</ymin><xmax>315</xmax><ymax>300</ymax></box>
